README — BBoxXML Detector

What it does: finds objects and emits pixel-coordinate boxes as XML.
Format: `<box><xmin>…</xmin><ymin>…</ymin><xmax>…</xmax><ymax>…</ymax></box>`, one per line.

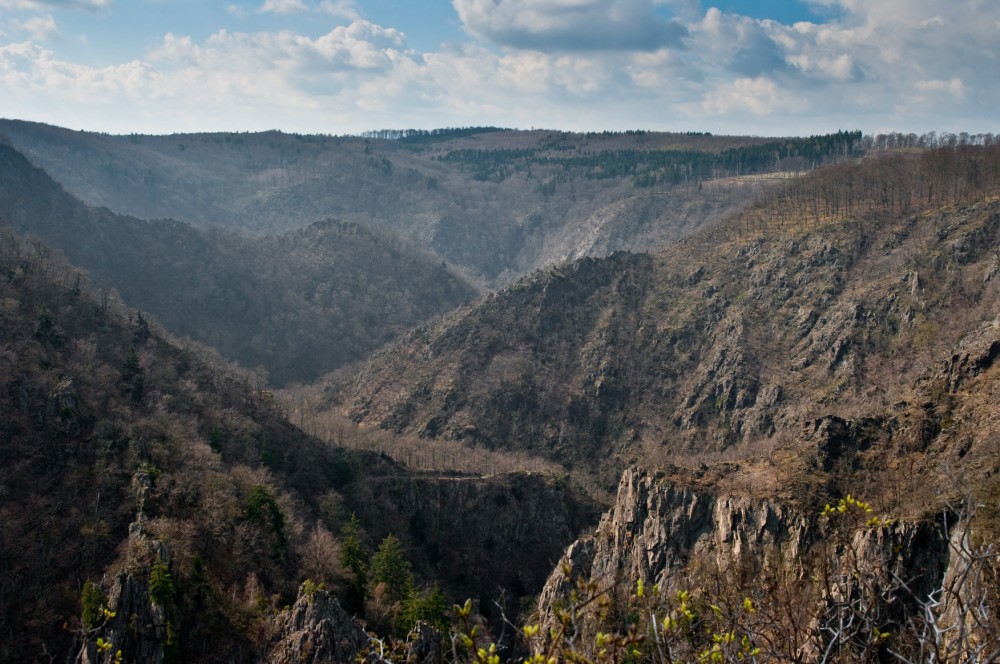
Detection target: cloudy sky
<box><xmin>0</xmin><ymin>0</ymin><xmax>996</xmax><ymax>136</ymax></box>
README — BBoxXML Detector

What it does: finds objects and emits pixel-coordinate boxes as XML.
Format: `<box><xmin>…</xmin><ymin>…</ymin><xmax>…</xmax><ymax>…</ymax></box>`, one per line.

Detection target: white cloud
<box><xmin>258</xmin><ymin>0</ymin><xmax>307</xmax><ymax>14</ymax></box>
<box><xmin>8</xmin><ymin>13</ymin><xmax>59</xmax><ymax>41</ymax></box>
<box><xmin>318</xmin><ymin>0</ymin><xmax>360</xmax><ymax>20</ymax></box>
<box><xmin>702</xmin><ymin>76</ymin><xmax>788</xmax><ymax>116</ymax></box>
<box><xmin>133</xmin><ymin>21</ymin><xmax>418</xmax><ymax>128</ymax></box>
<box><xmin>496</xmin><ymin>50</ymin><xmax>613</xmax><ymax>95</ymax></box>
<box><xmin>678</xmin><ymin>0</ymin><xmax>998</xmax><ymax>121</ymax></box>
<box><xmin>155</xmin><ymin>20</ymin><xmax>408</xmax><ymax>74</ymax></box>
<box><xmin>914</xmin><ymin>77</ymin><xmax>965</xmax><ymax>99</ymax></box>
<box><xmin>452</xmin><ymin>0</ymin><xmax>687</xmax><ymax>51</ymax></box>
<box><xmin>1</xmin><ymin>0</ymin><xmax>997</xmax><ymax>136</ymax></box>
<box><xmin>1</xmin><ymin>41</ymin><xmax>159</xmax><ymax>106</ymax></box>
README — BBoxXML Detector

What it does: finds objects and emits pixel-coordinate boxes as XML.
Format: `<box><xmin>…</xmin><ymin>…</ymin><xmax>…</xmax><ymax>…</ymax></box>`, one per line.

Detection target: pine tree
<box><xmin>339</xmin><ymin>514</ymin><xmax>368</xmax><ymax>614</ymax></box>
<box><xmin>400</xmin><ymin>582</ymin><xmax>449</xmax><ymax>633</ymax></box>
<box><xmin>370</xmin><ymin>534</ymin><xmax>412</xmax><ymax>602</ymax></box>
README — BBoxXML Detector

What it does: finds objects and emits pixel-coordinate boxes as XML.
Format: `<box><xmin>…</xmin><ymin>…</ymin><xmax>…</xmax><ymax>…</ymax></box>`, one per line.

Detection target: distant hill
<box><xmin>0</xmin><ymin>139</ymin><xmax>478</xmax><ymax>385</ymax></box>
<box><xmin>0</xmin><ymin>119</ymin><xmax>861</xmax><ymax>285</ymax></box>
<box><xmin>312</xmin><ymin>144</ymin><xmax>1000</xmax><ymax>512</ymax></box>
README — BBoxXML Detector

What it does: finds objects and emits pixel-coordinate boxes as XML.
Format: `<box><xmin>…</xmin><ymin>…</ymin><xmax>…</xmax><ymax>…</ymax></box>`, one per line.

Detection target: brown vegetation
<box><xmin>0</xmin><ymin>121</ymin><xmax>833</xmax><ymax>287</ymax></box>
<box><xmin>4</xmin><ymin>129</ymin><xmax>1000</xmax><ymax>661</ymax></box>
<box><xmin>319</xmin><ymin>145</ymin><xmax>1000</xmax><ymax>519</ymax></box>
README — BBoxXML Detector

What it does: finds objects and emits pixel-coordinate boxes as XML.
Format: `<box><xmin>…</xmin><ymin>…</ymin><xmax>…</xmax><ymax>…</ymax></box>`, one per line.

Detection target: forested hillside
<box><xmin>0</xmin><ymin>225</ymin><xmax>594</xmax><ymax>661</ymax></box>
<box><xmin>0</xmin><ymin>121</ymin><xmax>862</xmax><ymax>286</ymax></box>
<box><xmin>0</xmin><ymin>139</ymin><xmax>478</xmax><ymax>385</ymax></box>
<box><xmin>309</xmin><ymin>143</ymin><xmax>1000</xmax><ymax>513</ymax></box>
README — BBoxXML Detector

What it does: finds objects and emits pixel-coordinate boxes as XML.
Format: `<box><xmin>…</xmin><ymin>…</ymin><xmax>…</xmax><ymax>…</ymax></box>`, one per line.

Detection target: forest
<box><xmin>438</xmin><ymin>130</ymin><xmax>865</xmax><ymax>185</ymax></box>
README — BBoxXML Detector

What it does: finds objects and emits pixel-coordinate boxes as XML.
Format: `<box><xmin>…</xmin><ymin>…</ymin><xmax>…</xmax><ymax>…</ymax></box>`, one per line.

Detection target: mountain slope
<box><xmin>317</xmin><ymin>145</ymin><xmax>1000</xmax><ymax>507</ymax></box>
<box><xmin>0</xmin><ymin>120</ymin><xmax>859</xmax><ymax>285</ymax></box>
<box><xmin>0</xmin><ymin>223</ymin><xmax>358</xmax><ymax>659</ymax></box>
<box><xmin>0</xmin><ymin>138</ymin><xmax>478</xmax><ymax>385</ymax></box>
<box><xmin>0</xmin><ymin>225</ymin><xmax>594</xmax><ymax>661</ymax></box>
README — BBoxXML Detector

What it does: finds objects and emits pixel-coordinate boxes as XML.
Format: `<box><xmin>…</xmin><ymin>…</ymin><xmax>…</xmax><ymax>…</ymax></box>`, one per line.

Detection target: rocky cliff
<box><xmin>266</xmin><ymin>585</ymin><xmax>370</xmax><ymax>664</ymax></box>
<box><xmin>535</xmin><ymin>466</ymin><xmax>983</xmax><ymax>661</ymax></box>
<box><xmin>76</xmin><ymin>473</ymin><xmax>175</xmax><ymax>664</ymax></box>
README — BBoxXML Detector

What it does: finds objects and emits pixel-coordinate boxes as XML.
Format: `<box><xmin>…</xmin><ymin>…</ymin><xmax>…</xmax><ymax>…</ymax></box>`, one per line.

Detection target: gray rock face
<box><xmin>404</xmin><ymin>621</ymin><xmax>443</xmax><ymax>664</ymax></box>
<box><xmin>541</xmin><ymin>467</ymin><xmax>814</xmax><ymax>592</ymax></box>
<box><xmin>945</xmin><ymin>326</ymin><xmax>1000</xmax><ymax>392</ymax></box>
<box><xmin>538</xmin><ymin>466</ymin><xmax>953</xmax><ymax>647</ymax></box>
<box><xmin>266</xmin><ymin>585</ymin><xmax>370</xmax><ymax>664</ymax></box>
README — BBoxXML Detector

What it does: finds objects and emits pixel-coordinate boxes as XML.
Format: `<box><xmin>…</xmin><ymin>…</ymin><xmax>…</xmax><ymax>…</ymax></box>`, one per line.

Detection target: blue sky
<box><xmin>0</xmin><ymin>0</ymin><xmax>996</xmax><ymax>136</ymax></box>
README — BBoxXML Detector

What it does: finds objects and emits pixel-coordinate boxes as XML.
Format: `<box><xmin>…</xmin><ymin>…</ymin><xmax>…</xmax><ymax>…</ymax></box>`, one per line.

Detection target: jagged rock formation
<box><xmin>537</xmin><ymin>466</ymin><xmax>958</xmax><ymax>659</ymax></box>
<box><xmin>266</xmin><ymin>585</ymin><xmax>370</xmax><ymax>664</ymax></box>
<box><xmin>266</xmin><ymin>588</ymin><xmax>453</xmax><ymax>664</ymax></box>
<box><xmin>540</xmin><ymin>466</ymin><xmax>950</xmax><ymax>600</ymax></box>
<box><xmin>404</xmin><ymin>621</ymin><xmax>444</xmax><ymax>664</ymax></box>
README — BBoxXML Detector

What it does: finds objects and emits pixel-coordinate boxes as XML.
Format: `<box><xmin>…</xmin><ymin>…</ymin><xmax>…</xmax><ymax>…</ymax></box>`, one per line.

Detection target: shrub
<box><xmin>80</xmin><ymin>580</ymin><xmax>106</xmax><ymax>631</ymax></box>
<box><xmin>149</xmin><ymin>560</ymin><xmax>176</xmax><ymax>606</ymax></box>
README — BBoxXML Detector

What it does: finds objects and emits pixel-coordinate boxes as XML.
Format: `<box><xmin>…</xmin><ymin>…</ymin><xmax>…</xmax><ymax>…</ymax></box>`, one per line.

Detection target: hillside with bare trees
<box><xmin>0</xmin><ymin>139</ymin><xmax>478</xmax><ymax>385</ymax></box>
<box><xmin>311</xmin><ymin>144</ymin><xmax>1000</xmax><ymax>512</ymax></box>
<box><xmin>0</xmin><ymin>121</ymin><xmax>864</xmax><ymax>286</ymax></box>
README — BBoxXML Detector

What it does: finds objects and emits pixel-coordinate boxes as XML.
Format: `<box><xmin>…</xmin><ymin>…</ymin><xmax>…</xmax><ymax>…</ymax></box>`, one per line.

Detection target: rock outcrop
<box><xmin>538</xmin><ymin>466</ymin><xmax>955</xmax><ymax>656</ymax></box>
<box><xmin>331</xmin><ymin>185</ymin><xmax>1000</xmax><ymax>498</ymax></box>
<box><xmin>76</xmin><ymin>524</ymin><xmax>172</xmax><ymax>663</ymax></box>
<box><xmin>266</xmin><ymin>584</ymin><xmax>371</xmax><ymax>664</ymax></box>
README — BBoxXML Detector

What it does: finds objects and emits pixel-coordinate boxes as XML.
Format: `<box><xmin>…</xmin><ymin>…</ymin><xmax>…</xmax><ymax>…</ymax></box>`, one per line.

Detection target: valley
<box><xmin>0</xmin><ymin>122</ymin><xmax>998</xmax><ymax>662</ymax></box>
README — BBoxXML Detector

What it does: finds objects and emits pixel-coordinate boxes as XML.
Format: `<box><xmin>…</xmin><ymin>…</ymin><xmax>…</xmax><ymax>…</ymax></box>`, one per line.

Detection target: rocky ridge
<box><xmin>536</xmin><ymin>466</ymin><xmax>970</xmax><ymax>660</ymax></box>
<box><xmin>266</xmin><ymin>585</ymin><xmax>370</xmax><ymax>664</ymax></box>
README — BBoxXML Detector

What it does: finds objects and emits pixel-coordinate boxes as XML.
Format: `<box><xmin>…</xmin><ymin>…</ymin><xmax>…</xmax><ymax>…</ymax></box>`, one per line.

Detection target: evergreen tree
<box><xmin>244</xmin><ymin>484</ymin><xmax>288</xmax><ymax>554</ymax></box>
<box><xmin>133</xmin><ymin>311</ymin><xmax>150</xmax><ymax>346</ymax></box>
<box><xmin>370</xmin><ymin>534</ymin><xmax>412</xmax><ymax>602</ymax></box>
<box><xmin>339</xmin><ymin>514</ymin><xmax>368</xmax><ymax>614</ymax></box>
<box><xmin>80</xmin><ymin>580</ymin><xmax>105</xmax><ymax>630</ymax></box>
<box><xmin>400</xmin><ymin>582</ymin><xmax>449</xmax><ymax>633</ymax></box>
<box><xmin>122</xmin><ymin>346</ymin><xmax>144</xmax><ymax>404</ymax></box>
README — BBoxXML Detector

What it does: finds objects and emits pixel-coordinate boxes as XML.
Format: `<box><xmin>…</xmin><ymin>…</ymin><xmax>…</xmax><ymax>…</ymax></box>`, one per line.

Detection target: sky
<box><xmin>0</xmin><ymin>0</ymin><xmax>997</xmax><ymax>137</ymax></box>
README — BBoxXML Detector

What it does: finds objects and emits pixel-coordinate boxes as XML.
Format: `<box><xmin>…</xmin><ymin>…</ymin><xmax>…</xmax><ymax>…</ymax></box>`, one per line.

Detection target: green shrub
<box><xmin>81</xmin><ymin>580</ymin><xmax>106</xmax><ymax>630</ymax></box>
<box><xmin>148</xmin><ymin>560</ymin><xmax>176</xmax><ymax>606</ymax></box>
